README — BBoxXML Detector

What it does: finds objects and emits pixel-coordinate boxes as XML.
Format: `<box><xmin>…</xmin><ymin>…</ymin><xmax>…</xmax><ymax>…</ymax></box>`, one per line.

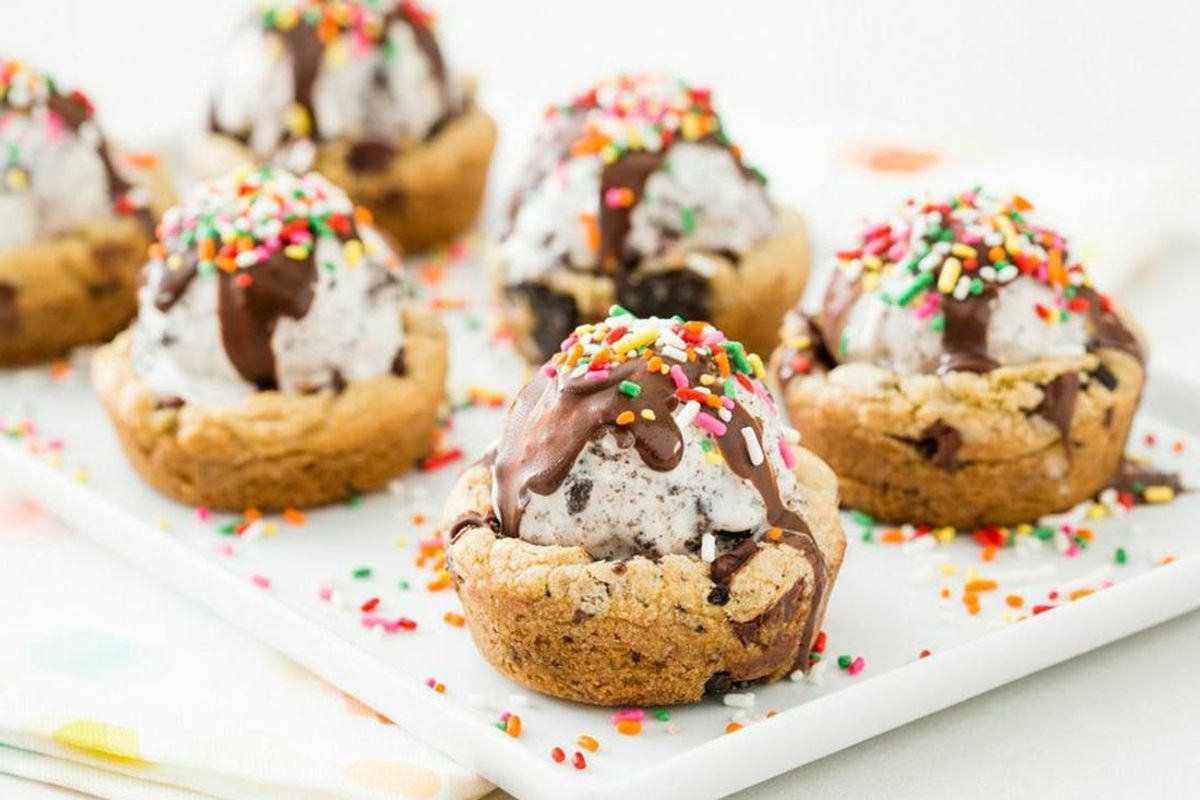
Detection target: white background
<box><xmin>8</xmin><ymin>0</ymin><xmax>1200</xmax><ymax>159</ymax></box>
<box><xmin>5</xmin><ymin>1</ymin><xmax>1200</xmax><ymax>797</ymax></box>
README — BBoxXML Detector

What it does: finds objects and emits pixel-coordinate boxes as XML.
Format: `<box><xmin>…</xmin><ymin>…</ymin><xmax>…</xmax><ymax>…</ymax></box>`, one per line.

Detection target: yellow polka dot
<box><xmin>344</xmin><ymin>762</ymin><xmax>442</xmax><ymax>798</ymax></box>
<box><xmin>51</xmin><ymin>720</ymin><xmax>147</xmax><ymax>767</ymax></box>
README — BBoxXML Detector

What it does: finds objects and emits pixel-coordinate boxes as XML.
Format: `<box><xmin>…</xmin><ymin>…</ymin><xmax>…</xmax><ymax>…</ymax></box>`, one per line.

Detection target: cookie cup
<box><xmin>445</xmin><ymin>446</ymin><xmax>845</xmax><ymax>707</ymax></box>
<box><xmin>0</xmin><ymin>163</ymin><xmax>173</xmax><ymax>366</ymax></box>
<box><xmin>198</xmin><ymin>106</ymin><xmax>496</xmax><ymax>253</ymax></box>
<box><xmin>773</xmin><ymin>348</ymin><xmax>1143</xmax><ymax>528</ymax></box>
<box><xmin>91</xmin><ymin>306</ymin><xmax>447</xmax><ymax>511</ymax></box>
<box><xmin>496</xmin><ymin>208</ymin><xmax>809</xmax><ymax>363</ymax></box>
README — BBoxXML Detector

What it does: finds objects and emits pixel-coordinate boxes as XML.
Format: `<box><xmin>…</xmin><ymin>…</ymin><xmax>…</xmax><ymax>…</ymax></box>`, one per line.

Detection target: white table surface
<box><xmin>4</xmin><ymin>2</ymin><xmax>1200</xmax><ymax>797</ymax></box>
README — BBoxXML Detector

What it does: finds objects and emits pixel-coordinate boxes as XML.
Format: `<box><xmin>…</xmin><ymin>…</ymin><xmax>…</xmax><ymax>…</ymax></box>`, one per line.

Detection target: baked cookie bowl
<box><xmin>773</xmin><ymin>346</ymin><xmax>1143</xmax><ymax>529</ymax></box>
<box><xmin>0</xmin><ymin>218</ymin><xmax>152</xmax><ymax>366</ymax></box>
<box><xmin>495</xmin><ymin>208</ymin><xmax>809</xmax><ymax>364</ymax></box>
<box><xmin>445</xmin><ymin>451</ymin><xmax>846</xmax><ymax>707</ymax></box>
<box><xmin>0</xmin><ymin>159</ymin><xmax>173</xmax><ymax>367</ymax></box>
<box><xmin>200</xmin><ymin>105</ymin><xmax>497</xmax><ymax>254</ymax></box>
<box><xmin>91</xmin><ymin>306</ymin><xmax>447</xmax><ymax>512</ymax></box>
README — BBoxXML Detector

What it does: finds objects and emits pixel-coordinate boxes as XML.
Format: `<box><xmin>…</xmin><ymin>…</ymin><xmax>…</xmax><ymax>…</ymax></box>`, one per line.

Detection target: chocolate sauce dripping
<box><xmin>1109</xmin><ymin>459</ymin><xmax>1185</xmax><ymax>502</ymax></box>
<box><xmin>938</xmin><ymin>286</ymin><xmax>999</xmax><ymax>374</ymax></box>
<box><xmin>816</xmin><ymin>269</ymin><xmax>862</xmax><ymax>359</ymax></box>
<box><xmin>153</xmin><ymin>257</ymin><xmax>200</xmax><ymax>312</ymax></box>
<box><xmin>0</xmin><ymin>283</ymin><xmax>18</xmax><ymax>335</ymax></box>
<box><xmin>449</xmin><ymin>509</ymin><xmax>500</xmax><ymax>542</ymax></box>
<box><xmin>403</xmin><ymin>14</ymin><xmax>459</xmax><ymax>125</ymax></box>
<box><xmin>597</xmin><ymin>150</ymin><xmax>665</xmax><ymax>275</ymax></box>
<box><xmin>150</xmin><ymin>201</ymin><xmax>371</xmax><ymax>391</ymax></box>
<box><xmin>1034</xmin><ymin>372</ymin><xmax>1080</xmax><ymax>447</ymax></box>
<box><xmin>282</xmin><ymin>22</ymin><xmax>326</xmax><ymax>142</ymax></box>
<box><xmin>709</xmin><ymin>538</ymin><xmax>759</xmax><ymax>585</ymax></box>
<box><xmin>216</xmin><ymin>250</ymin><xmax>317</xmax><ymax>390</ymax></box>
<box><xmin>492</xmin><ymin>348</ymin><xmax>829</xmax><ymax>669</ymax></box>
<box><xmin>257</xmin><ymin>8</ymin><xmax>457</xmax><ymax>156</ymax></box>
<box><xmin>493</xmin><ymin>359</ymin><xmax>685</xmax><ymax>538</ymax></box>
<box><xmin>1076</xmin><ymin>287</ymin><xmax>1143</xmax><ymax>362</ymax></box>
<box><xmin>43</xmin><ymin>91</ymin><xmax>153</xmax><ymax>236</ymax></box>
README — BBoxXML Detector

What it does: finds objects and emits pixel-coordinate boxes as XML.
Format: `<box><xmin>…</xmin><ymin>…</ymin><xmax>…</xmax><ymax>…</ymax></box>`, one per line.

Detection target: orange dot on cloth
<box><xmin>344</xmin><ymin>762</ymin><xmax>442</xmax><ymax>798</ymax></box>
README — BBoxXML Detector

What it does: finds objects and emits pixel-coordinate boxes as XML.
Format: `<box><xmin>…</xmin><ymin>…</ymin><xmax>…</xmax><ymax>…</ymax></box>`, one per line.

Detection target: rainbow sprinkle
<box><xmin>833</xmin><ymin>188</ymin><xmax>1108</xmax><ymax>332</ymax></box>
<box><xmin>546</xmin><ymin>74</ymin><xmax>763</xmax><ymax>181</ymax></box>
<box><xmin>150</xmin><ymin>166</ymin><xmax>388</xmax><ymax>278</ymax></box>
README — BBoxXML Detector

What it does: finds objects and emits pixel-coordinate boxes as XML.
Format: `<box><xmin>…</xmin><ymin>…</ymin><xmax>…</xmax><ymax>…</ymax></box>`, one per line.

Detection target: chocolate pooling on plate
<box><xmin>1108</xmin><ymin>459</ymin><xmax>1185</xmax><ymax>504</ymax></box>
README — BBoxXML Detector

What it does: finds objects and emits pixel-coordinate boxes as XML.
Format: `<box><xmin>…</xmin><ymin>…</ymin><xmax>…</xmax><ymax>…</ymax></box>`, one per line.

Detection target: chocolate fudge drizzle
<box><xmin>1108</xmin><ymin>459</ymin><xmax>1185</xmax><ymax>503</ymax></box>
<box><xmin>152</xmin><ymin>214</ymin><xmax>364</xmax><ymax>392</ymax></box>
<box><xmin>212</xmin><ymin>3</ymin><xmax>459</xmax><ymax>163</ymax></box>
<box><xmin>1033</xmin><ymin>372</ymin><xmax>1080</xmax><ymax>447</ymax></box>
<box><xmin>597</xmin><ymin>150</ymin><xmax>666</xmax><ymax>274</ymax></box>
<box><xmin>37</xmin><ymin>90</ymin><xmax>154</xmax><ymax>236</ymax></box>
<box><xmin>491</xmin><ymin>343</ymin><xmax>829</xmax><ymax>673</ymax></box>
<box><xmin>938</xmin><ymin>286</ymin><xmax>999</xmax><ymax>374</ymax></box>
<box><xmin>215</xmin><ymin>252</ymin><xmax>317</xmax><ymax>390</ymax></box>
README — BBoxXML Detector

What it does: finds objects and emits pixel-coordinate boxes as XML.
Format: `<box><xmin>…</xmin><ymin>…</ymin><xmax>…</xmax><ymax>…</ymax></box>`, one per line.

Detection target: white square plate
<box><xmin>2</xmin><ymin>256</ymin><xmax>1197</xmax><ymax>800</ymax></box>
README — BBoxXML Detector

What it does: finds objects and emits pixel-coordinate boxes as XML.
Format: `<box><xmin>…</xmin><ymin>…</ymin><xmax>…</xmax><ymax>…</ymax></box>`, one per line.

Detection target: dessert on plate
<box><xmin>773</xmin><ymin>188</ymin><xmax>1145</xmax><ymax>528</ymax></box>
<box><xmin>92</xmin><ymin>165</ymin><xmax>447</xmax><ymax>511</ymax></box>
<box><xmin>495</xmin><ymin>74</ymin><xmax>809</xmax><ymax>362</ymax></box>
<box><xmin>0</xmin><ymin>59</ymin><xmax>171</xmax><ymax>365</ymax></box>
<box><xmin>199</xmin><ymin>0</ymin><xmax>495</xmax><ymax>252</ymax></box>
<box><xmin>446</xmin><ymin>311</ymin><xmax>845</xmax><ymax>705</ymax></box>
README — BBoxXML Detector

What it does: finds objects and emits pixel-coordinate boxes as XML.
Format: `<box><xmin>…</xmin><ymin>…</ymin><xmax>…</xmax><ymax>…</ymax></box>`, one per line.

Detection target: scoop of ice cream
<box><xmin>492</xmin><ymin>311</ymin><xmax>810</xmax><ymax>560</ymax></box>
<box><xmin>131</xmin><ymin>166</ymin><xmax>410</xmax><ymax>408</ymax></box>
<box><xmin>500</xmin><ymin>74</ymin><xmax>777</xmax><ymax>287</ymax></box>
<box><xmin>797</xmin><ymin>188</ymin><xmax>1141</xmax><ymax>377</ymax></box>
<box><xmin>0</xmin><ymin>59</ymin><xmax>150</xmax><ymax>249</ymax></box>
<box><xmin>210</xmin><ymin>0</ymin><xmax>462</xmax><ymax>172</ymax></box>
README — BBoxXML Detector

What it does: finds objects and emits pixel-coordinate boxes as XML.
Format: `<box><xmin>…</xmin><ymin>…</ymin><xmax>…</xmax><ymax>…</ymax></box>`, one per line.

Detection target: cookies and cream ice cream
<box><xmin>0</xmin><ymin>59</ymin><xmax>151</xmax><ymax>249</ymax></box>
<box><xmin>131</xmin><ymin>165</ymin><xmax>410</xmax><ymax>408</ymax></box>
<box><xmin>778</xmin><ymin>188</ymin><xmax>1142</xmax><ymax>382</ymax></box>
<box><xmin>209</xmin><ymin>0</ymin><xmax>463</xmax><ymax>173</ymax></box>
<box><xmin>499</xmin><ymin>75</ymin><xmax>793</xmax><ymax>360</ymax></box>
<box><xmin>503</xmin><ymin>74</ymin><xmax>776</xmax><ymax>279</ymax></box>
<box><xmin>491</xmin><ymin>311</ymin><xmax>819</xmax><ymax>567</ymax></box>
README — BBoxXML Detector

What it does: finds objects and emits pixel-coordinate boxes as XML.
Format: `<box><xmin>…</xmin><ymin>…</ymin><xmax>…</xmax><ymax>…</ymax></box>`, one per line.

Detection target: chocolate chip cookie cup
<box><xmin>446</xmin><ymin>313</ymin><xmax>845</xmax><ymax>706</ymax></box>
<box><xmin>495</xmin><ymin>75</ymin><xmax>809</xmax><ymax>363</ymax></box>
<box><xmin>92</xmin><ymin>167</ymin><xmax>447</xmax><ymax>511</ymax></box>
<box><xmin>0</xmin><ymin>60</ymin><xmax>172</xmax><ymax>366</ymax></box>
<box><xmin>772</xmin><ymin>188</ymin><xmax>1145</xmax><ymax>529</ymax></box>
<box><xmin>198</xmin><ymin>0</ymin><xmax>496</xmax><ymax>252</ymax></box>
